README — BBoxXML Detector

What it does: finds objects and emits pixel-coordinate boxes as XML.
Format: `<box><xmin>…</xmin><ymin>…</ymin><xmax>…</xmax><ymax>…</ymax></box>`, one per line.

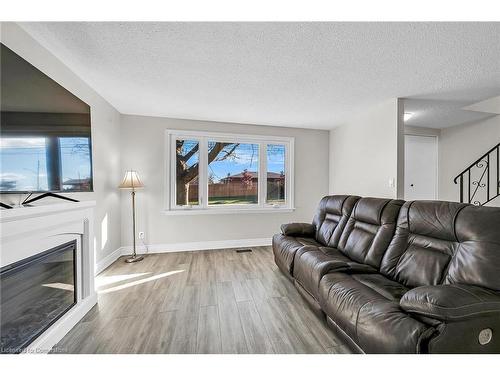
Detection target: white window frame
<box><xmin>164</xmin><ymin>129</ymin><xmax>294</xmax><ymax>215</ymax></box>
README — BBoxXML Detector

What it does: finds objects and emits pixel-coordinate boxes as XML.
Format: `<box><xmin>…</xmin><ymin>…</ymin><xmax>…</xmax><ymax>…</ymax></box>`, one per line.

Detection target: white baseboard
<box><xmin>121</xmin><ymin>237</ymin><xmax>272</xmax><ymax>255</ymax></box>
<box><xmin>95</xmin><ymin>246</ymin><xmax>124</xmax><ymax>275</ymax></box>
<box><xmin>96</xmin><ymin>237</ymin><xmax>272</xmax><ymax>274</ymax></box>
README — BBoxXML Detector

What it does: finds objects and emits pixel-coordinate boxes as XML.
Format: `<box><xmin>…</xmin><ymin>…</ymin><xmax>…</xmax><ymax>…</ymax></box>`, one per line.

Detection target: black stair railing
<box><xmin>454</xmin><ymin>142</ymin><xmax>500</xmax><ymax>206</ymax></box>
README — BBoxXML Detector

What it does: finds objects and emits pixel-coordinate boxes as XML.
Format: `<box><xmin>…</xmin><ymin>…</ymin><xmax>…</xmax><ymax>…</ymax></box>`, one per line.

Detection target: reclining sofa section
<box><xmin>272</xmin><ymin>195</ymin><xmax>500</xmax><ymax>354</ymax></box>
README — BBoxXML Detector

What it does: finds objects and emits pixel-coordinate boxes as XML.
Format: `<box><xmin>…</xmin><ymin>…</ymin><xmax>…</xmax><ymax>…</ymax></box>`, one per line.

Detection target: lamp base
<box><xmin>125</xmin><ymin>255</ymin><xmax>144</xmax><ymax>263</ymax></box>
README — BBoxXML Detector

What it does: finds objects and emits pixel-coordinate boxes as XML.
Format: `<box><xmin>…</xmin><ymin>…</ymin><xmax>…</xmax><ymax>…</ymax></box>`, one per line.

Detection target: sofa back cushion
<box><xmin>381</xmin><ymin>201</ymin><xmax>465</xmax><ymax>288</ymax></box>
<box><xmin>336</xmin><ymin>197</ymin><xmax>404</xmax><ymax>268</ymax></box>
<box><xmin>379</xmin><ymin>200</ymin><xmax>500</xmax><ymax>290</ymax></box>
<box><xmin>380</xmin><ymin>201</ymin><xmax>464</xmax><ymax>287</ymax></box>
<box><xmin>313</xmin><ymin>195</ymin><xmax>360</xmax><ymax>247</ymax></box>
<box><xmin>444</xmin><ymin>205</ymin><xmax>500</xmax><ymax>290</ymax></box>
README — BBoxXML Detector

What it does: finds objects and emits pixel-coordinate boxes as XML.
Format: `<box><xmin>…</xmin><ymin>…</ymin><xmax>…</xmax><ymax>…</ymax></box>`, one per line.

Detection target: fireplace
<box><xmin>1</xmin><ymin>240</ymin><xmax>77</xmax><ymax>354</ymax></box>
<box><xmin>1</xmin><ymin>201</ymin><xmax>96</xmax><ymax>353</ymax></box>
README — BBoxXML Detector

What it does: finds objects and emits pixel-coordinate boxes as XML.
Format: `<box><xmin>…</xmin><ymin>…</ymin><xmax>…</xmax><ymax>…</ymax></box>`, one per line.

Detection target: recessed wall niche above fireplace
<box><xmin>1</xmin><ymin>240</ymin><xmax>77</xmax><ymax>354</ymax></box>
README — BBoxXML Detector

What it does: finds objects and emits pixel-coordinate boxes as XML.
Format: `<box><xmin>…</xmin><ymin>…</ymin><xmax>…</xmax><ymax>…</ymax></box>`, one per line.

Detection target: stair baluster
<box><xmin>454</xmin><ymin>142</ymin><xmax>500</xmax><ymax>206</ymax></box>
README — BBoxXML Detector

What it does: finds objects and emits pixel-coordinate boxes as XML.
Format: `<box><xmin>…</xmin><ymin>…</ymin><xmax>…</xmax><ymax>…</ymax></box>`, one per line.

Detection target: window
<box><xmin>0</xmin><ymin>136</ymin><xmax>92</xmax><ymax>192</ymax></box>
<box><xmin>175</xmin><ymin>139</ymin><xmax>200</xmax><ymax>206</ymax></box>
<box><xmin>266</xmin><ymin>144</ymin><xmax>286</xmax><ymax>205</ymax></box>
<box><xmin>208</xmin><ymin>142</ymin><xmax>259</xmax><ymax>205</ymax></box>
<box><xmin>166</xmin><ymin>130</ymin><xmax>294</xmax><ymax>213</ymax></box>
<box><xmin>0</xmin><ymin>137</ymin><xmax>49</xmax><ymax>191</ymax></box>
<box><xmin>59</xmin><ymin>137</ymin><xmax>92</xmax><ymax>191</ymax></box>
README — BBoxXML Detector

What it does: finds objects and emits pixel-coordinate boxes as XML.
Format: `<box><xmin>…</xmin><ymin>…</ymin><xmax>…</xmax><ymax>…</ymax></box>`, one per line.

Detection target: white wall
<box><xmin>438</xmin><ymin>116</ymin><xmax>500</xmax><ymax>206</ymax></box>
<box><xmin>0</xmin><ymin>23</ymin><xmax>122</xmax><ymax>262</ymax></box>
<box><xmin>404</xmin><ymin>125</ymin><xmax>441</xmax><ymax>137</ymax></box>
<box><xmin>329</xmin><ymin>99</ymin><xmax>400</xmax><ymax>198</ymax></box>
<box><xmin>119</xmin><ymin>115</ymin><xmax>329</xmax><ymax>247</ymax></box>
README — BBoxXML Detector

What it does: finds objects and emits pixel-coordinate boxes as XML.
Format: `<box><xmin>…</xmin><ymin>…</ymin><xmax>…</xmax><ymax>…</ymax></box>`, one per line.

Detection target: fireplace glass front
<box><xmin>1</xmin><ymin>240</ymin><xmax>77</xmax><ymax>354</ymax></box>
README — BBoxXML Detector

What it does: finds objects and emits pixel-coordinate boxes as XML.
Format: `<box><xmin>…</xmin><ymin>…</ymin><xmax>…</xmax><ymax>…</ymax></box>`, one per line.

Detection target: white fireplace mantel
<box><xmin>0</xmin><ymin>201</ymin><xmax>97</xmax><ymax>353</ymax></box>
<box><xmin>1</xmin><ymin>200</ymin><xmax>96</xmax><ymax>219</ymax></box>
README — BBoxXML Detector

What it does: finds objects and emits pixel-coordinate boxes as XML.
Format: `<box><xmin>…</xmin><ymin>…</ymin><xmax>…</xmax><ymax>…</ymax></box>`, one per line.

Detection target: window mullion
<box><xmin>170</xmin><ymin>135</ymin><xmax>177</xmax><ymax>209</ymax></box>
<box><xmin>259</xmin><ymin>142</ymin><xmax>267</xmax><ymax>208</ymax></box>
<box><xmin>199</xmin><ymin>138</ymin><xmax>208</xmax><ymax>209</ymax></box>
<box><xmin>287</xmin><ymin>140</ymin><xmax>294</xmax><ymax>209</ymax></box>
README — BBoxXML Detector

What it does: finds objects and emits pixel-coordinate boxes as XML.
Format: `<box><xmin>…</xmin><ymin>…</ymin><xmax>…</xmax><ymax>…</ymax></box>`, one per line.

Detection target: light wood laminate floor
<box><xmin>53</xmin><ymin>246</ymin><xmax>352</xmax><ymax>354</ymax></box>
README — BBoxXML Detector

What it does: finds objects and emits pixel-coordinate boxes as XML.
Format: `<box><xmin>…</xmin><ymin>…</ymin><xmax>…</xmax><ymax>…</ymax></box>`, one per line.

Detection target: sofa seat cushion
<box><xmin>295</xmin><ymin>237</ymin><xmax>321</xmax><ymax>247</ymax></box>
<box><xmin>272</xmin><ymin>234</ymin><xmax>322</xmax><ymax>275</ymax></box>
<box><xmin>319</xmin><ymin>273</ymin><xmax>434</xmax><ymax>353</ymax></box>
<box><xmin>293</xmin><ymin>247</ymin><xmax>376</xmax><ymax>300</ymax></box>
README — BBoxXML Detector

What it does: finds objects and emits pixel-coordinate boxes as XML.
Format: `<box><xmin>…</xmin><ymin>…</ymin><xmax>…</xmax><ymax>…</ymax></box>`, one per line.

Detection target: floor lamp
<box><xmin>119</xmin><ymin>170</ymin><xmax>145</xmax><ymax>263</ymax></box>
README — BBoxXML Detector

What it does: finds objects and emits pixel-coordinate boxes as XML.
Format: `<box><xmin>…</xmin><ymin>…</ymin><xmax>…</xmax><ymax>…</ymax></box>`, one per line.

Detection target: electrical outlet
<box><xmin>138</xmin><ymin>231</ymin><xmax>145</xmax><ymax>239</ymax></box>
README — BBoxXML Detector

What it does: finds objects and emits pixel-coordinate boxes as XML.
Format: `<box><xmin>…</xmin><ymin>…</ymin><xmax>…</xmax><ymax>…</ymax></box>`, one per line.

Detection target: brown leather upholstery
<box><xmin>293</xmin><ymin>247</ymin><xmax>375</xmax><ymax>301</ymax></box>
<box><xmin>337</xmin><ymin>198</ymin><xmax>404</xmax><ymax>268</ymax></box>
<box><xmin>272</xmin><ymin>235</ymin><xmax>320</xmax><ymax>275</ymax></box>
<box><xmin>380</xmin><ymin>200</ymin><xmax>467</xmax><ymax>287</ymax></box>
<box><xmin>313</xmin><ymin>195</ymin><xmax>361</xmax><ymax>247</ymax></box>
<box><xmin>272</xmin><ymin>195</ymin><xmax>359</xmax><ymax>276</ymax></box>
<box><xmin>446</xmin><ymin>204</ymin><xmax>500</xmax><ymax>290</ymax></box>
<box><xmin>274</xmin><ymin>195</ymin><xmax>500</xmax><ymax>353</ymax></box>
<box><xmin>280</xmin><ymin>223</ymin><xmax>316</xmax><ymax>237</ymax></box>
<box><xmin>400</xmin><ymin>284</ymin><xmax>500</xmax><ymax>321</ymax></box>
<box><xmin>318</xmin><ymin>272</ymin><xmax>433</xmax><ymax>353</ymax></box>
<box><xmin>293</xmin><ymin>197</ymin><xmax>403</xmax><ymax>300</ymax></box>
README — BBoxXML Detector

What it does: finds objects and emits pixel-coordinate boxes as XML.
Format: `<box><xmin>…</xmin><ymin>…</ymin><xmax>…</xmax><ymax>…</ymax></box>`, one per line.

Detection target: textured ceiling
<box><xmin>463</xmin><ymin>95</ymin><xmax>500</xmax><ymax>114</ymax></box>
<box><xmin>403</xmin><ymin>99</ymin><xmax>496</xmax><ymax>129</ymax></box>
<box><xmin>18</xmin><ymin>22</ymin><xmax>500</xmax><ymax>129</ymax></box>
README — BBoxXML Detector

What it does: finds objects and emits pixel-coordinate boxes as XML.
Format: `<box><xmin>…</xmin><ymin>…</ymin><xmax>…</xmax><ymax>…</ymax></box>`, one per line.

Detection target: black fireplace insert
<box><xmin>0</xmin><ymin>240</ymin><xmax>77</xmax><ymax>354</ymax></box>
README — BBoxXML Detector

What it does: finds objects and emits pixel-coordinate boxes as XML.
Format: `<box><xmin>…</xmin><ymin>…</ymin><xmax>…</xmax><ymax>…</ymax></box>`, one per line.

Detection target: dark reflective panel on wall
<box><xmin>0</xmin><ymin>43</ymin><xmax>92</xmax><ymax>193</ymax></box>
<box><xmin>0</xmin><ymin>241</ymin><xmax>76</xmax><ymax>354</ymax></box>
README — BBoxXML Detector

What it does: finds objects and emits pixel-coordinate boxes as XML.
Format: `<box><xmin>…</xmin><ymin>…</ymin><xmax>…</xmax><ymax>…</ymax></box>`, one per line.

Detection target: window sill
<box><xmin>161</xmin><ymin>207</ymin><xmax>296</xmax><ymax>215</ymax></box>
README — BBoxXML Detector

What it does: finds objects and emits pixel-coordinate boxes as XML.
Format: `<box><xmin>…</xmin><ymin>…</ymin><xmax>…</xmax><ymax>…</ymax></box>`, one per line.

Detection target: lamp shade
<box><xmin>119</xmin><ymin>170</ymin><xmax>144</xmax><ymax>189</ymax></box>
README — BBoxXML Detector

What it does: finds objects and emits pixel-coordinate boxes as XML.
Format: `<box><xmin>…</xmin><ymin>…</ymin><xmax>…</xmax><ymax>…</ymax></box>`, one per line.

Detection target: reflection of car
<box><xmin>0</xmin><ymin>180</ymin><xmax>17</xmax><ymax>190</ymax></box>
<box><xmin>63</xmin><ymin>178</ymin><xmax>92</xmax><ymax>191</ymax></box>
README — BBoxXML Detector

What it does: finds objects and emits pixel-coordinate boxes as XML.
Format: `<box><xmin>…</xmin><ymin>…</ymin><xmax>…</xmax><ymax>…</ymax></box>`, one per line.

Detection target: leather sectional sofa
<box><xmin>273</xmin><ymin>195</ymin><xmax>500</xmax><ymax>353</ymax></box>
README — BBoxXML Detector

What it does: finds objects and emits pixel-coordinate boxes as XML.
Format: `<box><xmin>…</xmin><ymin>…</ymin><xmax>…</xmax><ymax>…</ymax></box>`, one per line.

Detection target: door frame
<box><xmin>404</xmin><ymin>133</ymin><xmax>439</xmax><ymax>200</ymax></box>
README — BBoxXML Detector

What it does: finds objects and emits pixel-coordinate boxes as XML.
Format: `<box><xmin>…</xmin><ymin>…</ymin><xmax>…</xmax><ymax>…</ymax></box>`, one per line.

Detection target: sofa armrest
<box><xmin>400</xmin><ymin>284</ymin><xmax>500</xmax><ymax>321</ymax></box>
<box><xmin>280</xmin><ymin>223</ymin><xmax>315</xmax><ymax>237</ymax></box>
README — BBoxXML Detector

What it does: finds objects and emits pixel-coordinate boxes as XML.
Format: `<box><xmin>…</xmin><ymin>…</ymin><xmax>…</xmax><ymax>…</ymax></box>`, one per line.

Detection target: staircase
<box><xmin>454</xmin><ymin>142</ymin><xmax>500</xmax><ymax>206</ymax></box>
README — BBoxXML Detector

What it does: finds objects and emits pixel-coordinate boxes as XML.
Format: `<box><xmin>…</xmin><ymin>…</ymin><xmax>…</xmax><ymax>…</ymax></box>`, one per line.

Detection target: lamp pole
<box><xmin>132</xmin><ymin>189</ymin><xmax>136</xmax><ymax>254</ymax></box>
<box><xmin>126</xmin><ymin>188</ymin><xmax>144</xmax><ymax>263</ymax></box>
<box><xmin>119</xmin><ymin>170</ymin><xmax>145</xmax><ymax>263</ymax></box>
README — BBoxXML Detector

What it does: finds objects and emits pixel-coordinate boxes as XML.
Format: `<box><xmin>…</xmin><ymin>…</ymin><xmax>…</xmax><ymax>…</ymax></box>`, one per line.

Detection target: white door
<box><xmin>404</xmin><ymin>135</ymin><xmax>437</xmax><ymax>200</ymax></box>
